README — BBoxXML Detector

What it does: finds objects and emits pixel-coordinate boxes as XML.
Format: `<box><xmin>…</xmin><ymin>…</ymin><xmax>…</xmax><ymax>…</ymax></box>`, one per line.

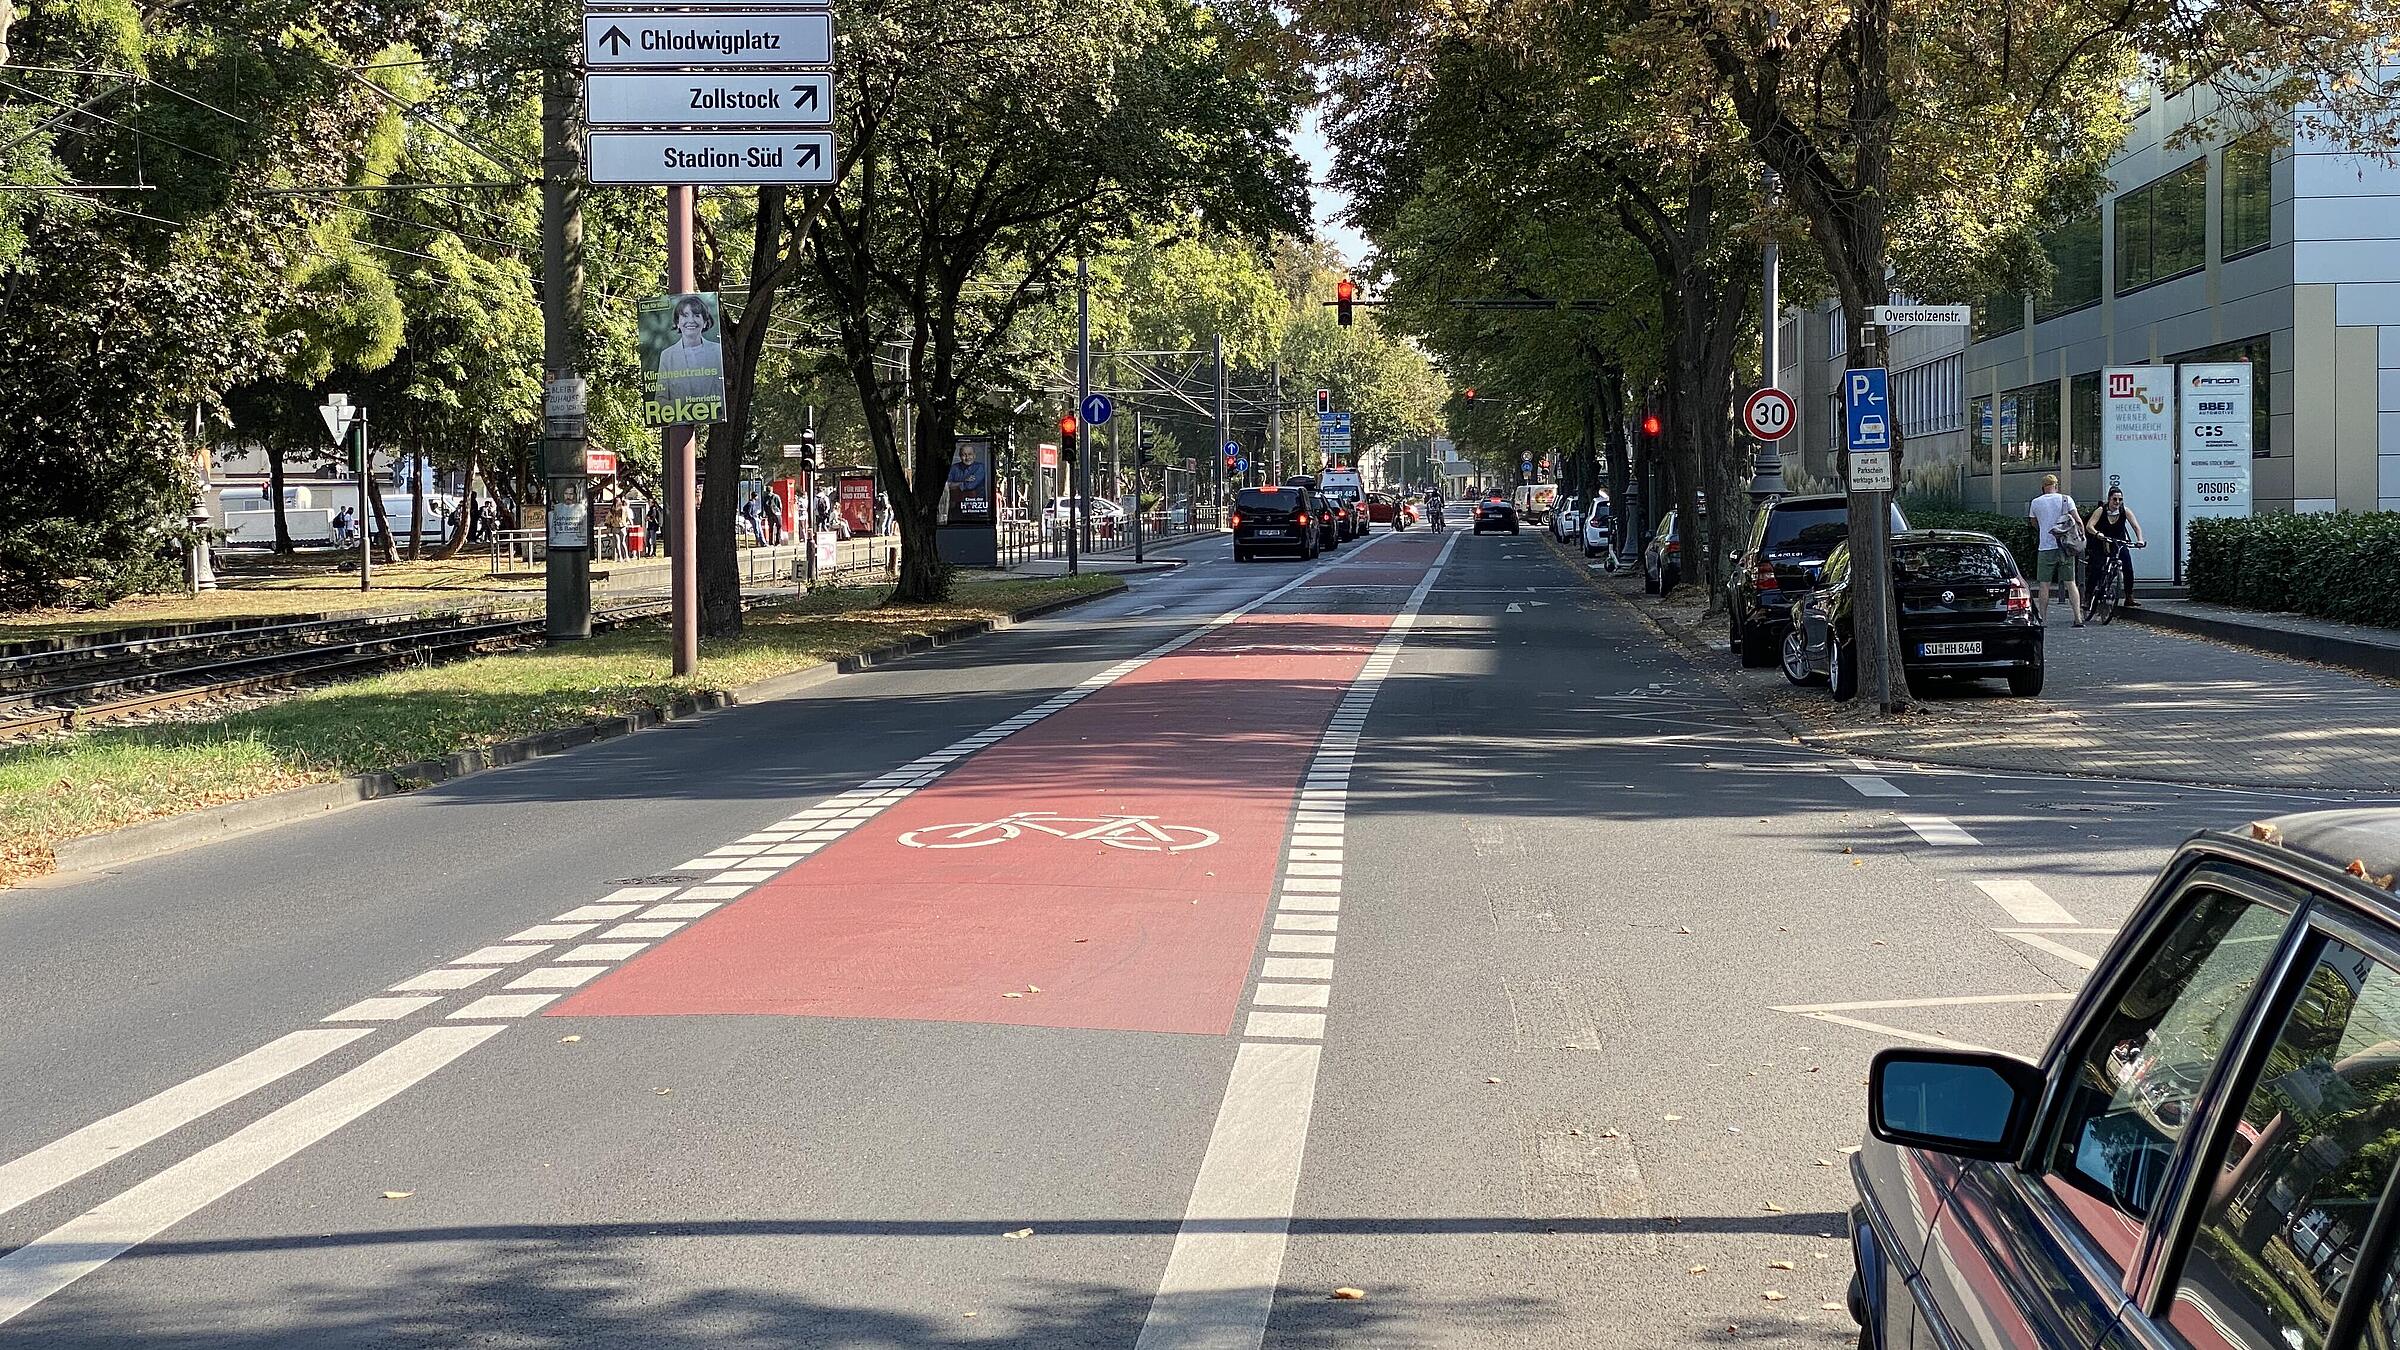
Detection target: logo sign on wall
<box><xmin>2178</xmin><ymin>363</ymin><xmax>2254</xmax><ymax>563</ymax></box>
<box><xmin>2100</xmin><ymin>366</ymin><xmax>2176</xmax><ymax>581</ymax></box>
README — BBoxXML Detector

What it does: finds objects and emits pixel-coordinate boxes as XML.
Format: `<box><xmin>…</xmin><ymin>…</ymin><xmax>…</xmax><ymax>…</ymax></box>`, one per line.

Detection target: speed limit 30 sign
<box><xmin>1742</xmin><ymin>387</ymin><xmax>1797</xmax><ymax>442</ymax></box>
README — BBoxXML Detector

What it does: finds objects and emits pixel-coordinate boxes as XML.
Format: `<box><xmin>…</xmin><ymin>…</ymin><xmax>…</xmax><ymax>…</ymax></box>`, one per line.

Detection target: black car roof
<box><xmin>1767</xmin><ymin>493</ymin><xmax>1851</xmax><ymax>511</ymax></box>
<box><xmin>2238</xmin><ymin>810</ymin><xmax>2400</xmax><ymax>897</ymax></box>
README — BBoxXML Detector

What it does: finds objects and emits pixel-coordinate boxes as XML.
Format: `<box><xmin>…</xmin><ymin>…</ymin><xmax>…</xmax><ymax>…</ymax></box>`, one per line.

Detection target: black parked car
<box><xmin>1781</xmin><ymin>530</ymin><xmax>2043</xmax><ymax>699</ymax></box>
<box><xmin>1283</xmin><ymin>478</ymin><xmax>1342</xmax><ymax>552</ymax></box>
<box><xmin>1853</xmin><ymin>808</ymin><xmax>2400</xmax><ymax>1350</ymax></box>
<box><xmin>1230</xmin><ymin>486</ymin><xmax>1320</xmax><ymax>562</ymax></box>
<box><xmin>1728</xmin><ymin>495</ymin><xmax>1911</xmax><ymax>667</ymax></box>
<box><xmin>1471</xmin><ymin>493</ymin><xmax>1519</xmax><ymax>535</ymax></box>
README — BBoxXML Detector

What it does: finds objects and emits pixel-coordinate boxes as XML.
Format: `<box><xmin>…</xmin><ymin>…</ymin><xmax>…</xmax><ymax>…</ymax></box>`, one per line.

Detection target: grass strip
<box><xmin>0</xmin><ymin>575</ymin><xmax>1122</xmax><ymax>885</ymax></box>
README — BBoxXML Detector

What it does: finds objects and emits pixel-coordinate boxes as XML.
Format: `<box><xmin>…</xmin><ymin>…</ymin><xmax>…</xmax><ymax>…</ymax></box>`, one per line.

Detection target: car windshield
<box><xmin>1764</xmin><ymin>507</ymin><xmax>1848</xmax><ymax>556</ymax></box>
<box><xmin>1236</xmin><ymin>489</ymin><xmax>1300</xmax><ymax>511</ymax></box>
<box><xmin>1894</xmin><ymin>543</ymin><xmax>2014</xmax><ymax>583</ymax></box>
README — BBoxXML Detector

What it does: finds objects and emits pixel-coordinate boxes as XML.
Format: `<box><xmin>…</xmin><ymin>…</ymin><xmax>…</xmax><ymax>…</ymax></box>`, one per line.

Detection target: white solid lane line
<box><xmin>1841</xmin><ymin>775</ymin><xmax>1907</xmax><ymax>798</ymax></box>
<box><xmin>1133</xmin><ymin>1043</ymin><xmax>1323</xmax><ymax>1350</ymax></box>
<box><xmin>1975</xmin><ymin>878</ymin><xmax>2077</xmax><ymax>925</ymax></box>
<box><xmin>0</xmin><ymin>1025</ymin><xmax>501</xmax><ymax>1326</ymax></box>
<box><xmin>2000</xmin><ymin>930</ymin><xmax>2102</xmax><ymax>971</ymax></box>
<box><xmin>1898</xmin><ymin>814</ymin><xmax>1980</xmax><ymax>846</ymax></box>
<box><xmin>0</xmin><ymin>1028</ymin><xmax>371</xmax><ymax>1223</ymax></box>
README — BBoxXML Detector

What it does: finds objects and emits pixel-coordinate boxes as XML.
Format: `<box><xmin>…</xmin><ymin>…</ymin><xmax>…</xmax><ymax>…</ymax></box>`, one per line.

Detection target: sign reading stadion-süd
<box><xmin>582</xmin><ymin>3</ymin><xmax>840</xmax><ymax>186</ymax></box>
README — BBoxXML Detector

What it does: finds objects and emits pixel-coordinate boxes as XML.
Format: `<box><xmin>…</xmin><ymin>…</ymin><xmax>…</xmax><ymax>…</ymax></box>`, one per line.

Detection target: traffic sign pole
<box><xmin>543</xmin><ymin>67</ymin><xmax>592</xmax><ymax>642</ymax></box>
<box><xmin>667</xmin><ymin>186</ymin><xmax>699</xmax><ymax>676</ymax></box>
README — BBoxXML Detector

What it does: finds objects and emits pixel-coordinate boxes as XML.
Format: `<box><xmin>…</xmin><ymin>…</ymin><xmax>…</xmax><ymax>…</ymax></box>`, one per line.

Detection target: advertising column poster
<box><xmin>945</xmin><ymin>436</ymin><xmax>995</xmax><ymax>524</ymax></box>
<box><xmin>2177</xmin><ymin>363</ymin><xmax>2254</xmax><ymax>565</ymax></box>
<box><xmin>2100</xmin><ymin>366</ymin><xmax>2176</xmax><ymax>580</ymax></box>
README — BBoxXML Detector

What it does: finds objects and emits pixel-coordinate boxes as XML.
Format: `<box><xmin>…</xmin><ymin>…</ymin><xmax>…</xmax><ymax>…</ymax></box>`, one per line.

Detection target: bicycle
<box><xmin>1427</xmin><ymin>501</ymin><xmax>1446</xmax><ymax>531</ymax></box>
<box><xmin>2084</xmin><ymin>539</ymin><xmax>2145</xmax><ymax>626</ymax></box>
<box><xmin>898</xmin><ymin>811</ymin><xmax>1219</xmax><ymax>852</ymax></box>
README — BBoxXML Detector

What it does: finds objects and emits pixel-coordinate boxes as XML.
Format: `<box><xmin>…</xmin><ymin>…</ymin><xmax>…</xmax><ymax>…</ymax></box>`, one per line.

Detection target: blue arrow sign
<box><xmin>1235</xmin><ymin>457</ymin><xmax>1249</xmax><ymax>474</ymax></box>
<box><xmin>1223</xmin><ymin>441</ymin><xmax>1241</xmax><ymax>457</ymax></box>
<box><xmin>1844</xmin><ymin>367</ymin><xmax>1890</xmax><ymax>453</ymax></box>
<box><xmin>1080</xmin><ymin>393</ymin><xmax>1113</xmax><ymax>426</ymax></box>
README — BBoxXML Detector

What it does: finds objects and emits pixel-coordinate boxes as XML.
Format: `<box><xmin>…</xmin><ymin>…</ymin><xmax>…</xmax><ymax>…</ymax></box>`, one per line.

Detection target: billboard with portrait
<box><xmin>945</xmin><ymin>436</ymin><xmax>995</xmax><ymax>525</ymax></box>
<box><xmin>637</xmin><ymin>292</ymin><xmax>725</xmax><ymax>428</ymax></box>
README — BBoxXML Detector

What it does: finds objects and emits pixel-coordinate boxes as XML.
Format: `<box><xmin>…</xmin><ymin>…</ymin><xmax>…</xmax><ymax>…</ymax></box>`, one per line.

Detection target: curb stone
<box><xmin>43</xmin><ymin>579</ymin><xmax>1128</xmax><ymax>879</ymax></box>
<box><xmin>2117</xmin><ymin>603</ymin><xmax>2400</xmax><ymax>685</ymax></box>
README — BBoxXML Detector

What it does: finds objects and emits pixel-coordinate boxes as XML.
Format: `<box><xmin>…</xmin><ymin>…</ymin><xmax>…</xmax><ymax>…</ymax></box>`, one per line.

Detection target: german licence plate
<box><xmin>1255</xmin><ymin>528</ymin><xmax>1287</xmax><ymax>537</ymax></box>
<box><xmin>1919</xmin><ymin>641</ymin><xmax>1983</xmax><ymax>657</ymax></box>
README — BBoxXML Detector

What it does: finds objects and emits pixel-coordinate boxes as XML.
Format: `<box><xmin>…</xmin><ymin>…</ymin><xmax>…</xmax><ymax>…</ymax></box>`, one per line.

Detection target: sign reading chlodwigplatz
<box><xmin>583</xmin><ymin>13</ymin><xmax>834</xmax><ymax>68</ymax></box>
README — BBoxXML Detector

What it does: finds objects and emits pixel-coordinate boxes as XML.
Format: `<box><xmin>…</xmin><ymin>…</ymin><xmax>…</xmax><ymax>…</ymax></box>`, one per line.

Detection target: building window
<box><xmin>1895</xmin><ymin>356</ymin><xmax>1962</xmax><ymax>438</ymax></box>
<box><xmin>2070</xmin><ymin>371</ymin><xmax>2101</xmax><ymax>469</ymax></box>
<box><xmin>1977</xmin><ymin>293</ymin><xmax>2025</xmax><ymax>340</ymax></box>
<box><xmin>2223</xmin><ymin>135</ymin><xmax>2273</xmax><ymax>259</ymax></box>
<box><xmin>2115</xmin><ymin>158</ymin><xmax>2207</xmax><ymax>293</ymax></box>
<box><xmin>1827</xmin><ymin>393</ymin><xmax>1842</xmax><ymax>454</ymax></box>
<box><xmin>1828</xmin><ymin>306</ymin><xmax>1847</xmax><ymax>358</ymax></box>
<box><xmin>2169</xmin><ymin>335</ymin><xmax>2273</xmax><ymax>458</ymax></box>
<box><xmin>2037</xmin><ymin>212</ymin><xmax>2102</xmax><ymax>319</ymax></box>
<box><xmin>1995</xmin><ymin>380</ymin><xmax>2060</xmax><ymax>469</ymax></box>
<box><xmin>1971</xmin><ymin>395</ymin><xmax>1993</xmax><ymax>470</ymax></box>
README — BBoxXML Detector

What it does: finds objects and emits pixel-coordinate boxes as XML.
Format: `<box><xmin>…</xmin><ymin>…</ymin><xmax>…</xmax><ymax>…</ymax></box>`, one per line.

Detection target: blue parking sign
<box><xmin>1844</xmin><ymin>368</ymin><xmax>1890</xmax><ymax>453</ymax></box>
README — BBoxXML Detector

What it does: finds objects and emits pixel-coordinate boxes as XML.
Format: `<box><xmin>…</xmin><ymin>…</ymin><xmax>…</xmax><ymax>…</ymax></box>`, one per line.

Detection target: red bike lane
<box><xmin>553</xmin><ymin>559</ymin><xmax>1428</xmax><ymax>1033</ymax></box>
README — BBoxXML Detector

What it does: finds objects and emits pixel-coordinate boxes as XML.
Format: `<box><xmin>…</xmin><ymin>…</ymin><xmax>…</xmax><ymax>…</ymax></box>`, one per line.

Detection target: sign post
<box><xmin>2178</xmin><ymin>363</ymin><xmax>2255</xmax><ymax>569</ymax></box>
<box><xmin>2101</xmin><ymin>367</ymin><xmax>2176</xmax><ymax>581</ymax></box>
<box><xmin>318</xmin><ymin>395</ymin><xmax>368</xmax><ymax>590</ymax></box>
<box><xmin>586</xmin><ymin>0</ymin><xmax>839</xmax><ymax>673</ymax></box>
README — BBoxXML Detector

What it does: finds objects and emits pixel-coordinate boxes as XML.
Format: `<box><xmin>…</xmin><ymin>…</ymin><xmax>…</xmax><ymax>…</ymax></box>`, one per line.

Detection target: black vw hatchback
<box><xmin>1230</xmin><ymin>486</ymin><xmax>1320</xmax><ymax>562</ymax></box>
<box><xmin>1781</xmin><ymin>530</ymin><xmax>2044</xmax><ymax>699</ymax></box>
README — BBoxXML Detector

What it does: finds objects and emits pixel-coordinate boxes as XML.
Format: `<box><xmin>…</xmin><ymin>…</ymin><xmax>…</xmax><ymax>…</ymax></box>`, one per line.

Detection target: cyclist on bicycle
<box><xmin>1425</xmin><ymin>488</ymin><xmax>1445</xmax><ymax>529</ymax></box>
<box><xmin>2083</xmin><ymin>487</ymin><xmax>2147</xmax><ymax>612</ymax></box>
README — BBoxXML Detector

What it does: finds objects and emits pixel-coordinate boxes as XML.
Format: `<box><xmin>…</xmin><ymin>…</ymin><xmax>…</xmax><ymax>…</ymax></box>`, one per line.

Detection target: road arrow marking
<box><xmin>1506</xmin><ymin>602</ymin><xmax>1523</xmax><ymax>612</ymax></box>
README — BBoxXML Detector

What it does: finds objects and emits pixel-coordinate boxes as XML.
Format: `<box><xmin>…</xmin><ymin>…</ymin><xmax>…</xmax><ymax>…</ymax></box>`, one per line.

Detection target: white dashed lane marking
<box><xmin>1841</xmin><ymin>775</ymin><xmax>1907</xmax><ymax>798</ymax></box>
<box><xmin>1898</xmin><ymin>814</ymin><xmax>1980</xmax><ymax>846</ymax></box>
<box><xmin>1975</xmin><ymin>878</ymin><xmax>2077</xmax><ymax>925</ymax></box>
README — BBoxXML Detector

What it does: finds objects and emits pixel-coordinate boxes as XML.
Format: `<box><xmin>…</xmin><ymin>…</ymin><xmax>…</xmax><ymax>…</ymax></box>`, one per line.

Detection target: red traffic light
<box><xmin>1463</xmin><ymin>387</ymin><xmax>1477</xmax><ymax>404</ymax></box>
<box><xmin>1641</xmin><ymin>414</ymin><xmax>1662</xmax><ymax>436</ymax></box>
<box><xmin>1335</xmin><ymin>278</ymin><xmax>1356</xmax><ymax>302</ymax></box>
<box><xmin>1059</xmin><ymin>413</ymin><xmax>1079</xmax><ymax>438</ymax></box>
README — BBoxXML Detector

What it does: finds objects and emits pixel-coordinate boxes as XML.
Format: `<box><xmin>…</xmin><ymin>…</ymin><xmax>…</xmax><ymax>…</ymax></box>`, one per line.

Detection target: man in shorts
<box><xmin>2026</xmin><ymin>473</ymin><xmax>2084</xmax><ymax>627</ymax></box>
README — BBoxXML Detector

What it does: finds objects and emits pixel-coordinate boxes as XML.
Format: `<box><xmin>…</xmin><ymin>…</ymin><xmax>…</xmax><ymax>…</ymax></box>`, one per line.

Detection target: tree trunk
<box><xmin>268</xmin><ymin>437</ymin><xmax>293</xmax><ymax>553</ymax></box>
<box><xmin>365</xmin><ymin>466</ymin><xmax>398</xmax><ymax>566</ymax></box>
<box><xmin>433</xmin><ymin>449</ymin><xmax>477</xmax><ymax>561</ymax></box>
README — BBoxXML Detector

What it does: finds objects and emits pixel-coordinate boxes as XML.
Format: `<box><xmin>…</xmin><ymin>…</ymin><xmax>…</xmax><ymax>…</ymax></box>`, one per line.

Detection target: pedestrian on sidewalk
<box><xmin>741</xmin><ymin>492</ymin><xmax>763</xmax><ymax>545</ymax></box>
<box><xmin>2083</xmin><ymin>488</ymin><xmax>2147</xmax><ymax>609</ymax></box>
<box><xmin>2027</xmin><ymin>473</ymin><xmax>2085</xmax><ymax>628</ymax></box>
<box><xmin>763</xmin><ymin>489</ymin><xmax>784</xmax><ymax>545</ymax></box>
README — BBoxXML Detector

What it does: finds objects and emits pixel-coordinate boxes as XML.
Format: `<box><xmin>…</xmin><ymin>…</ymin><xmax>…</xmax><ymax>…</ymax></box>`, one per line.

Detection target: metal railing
<box><xmin>997</xmin><ymin>502</ymin><xmax>1224</xmax><ymax>568</ymax></box>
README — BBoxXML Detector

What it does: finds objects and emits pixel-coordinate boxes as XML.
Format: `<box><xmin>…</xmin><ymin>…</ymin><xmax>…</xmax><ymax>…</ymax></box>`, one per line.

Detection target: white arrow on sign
<box><xmin>583</xmin><ymin>13</ymin><xmax>833</xmax><ymax>69</ymax></box>
<box><xmin>589</xmin><ymin>131</ymin><xmax>837</xmax><ymax>185</ymax></box>
<box><xmin>585</xmin><ymin>72</ymin><xmax>834</xmax><ymax>128</ymax></box>
<box><xmin>318</xmin><ymin>403</ymin><xmax>358</xmax><ymax>445</ymax></box>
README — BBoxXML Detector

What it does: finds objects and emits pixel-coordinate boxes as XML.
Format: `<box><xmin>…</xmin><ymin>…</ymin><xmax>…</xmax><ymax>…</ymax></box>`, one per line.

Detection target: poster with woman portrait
<box><xmin>638</xmin><ymin>292</ymin><xmax>725</xmax><ymax>427</ymax></box>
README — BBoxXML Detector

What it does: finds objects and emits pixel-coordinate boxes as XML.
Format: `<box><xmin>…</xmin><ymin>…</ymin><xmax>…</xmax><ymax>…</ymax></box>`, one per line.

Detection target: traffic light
<box><xmin>1335</xmin><ymin>278</ymin><xmax>1356</xmax><ymax>327</ymax></box>
<box><xmin>796</xmin><ymin>427</ymin><xmax>820</xmax><ymax>472</ymax></box>
<box><xmin>1315</xmin><ymin>388</ymin><xmax>1330</xmax><ymax>415</ymax></box>
<box><xmin>1463</xmin><ymin>387</ymin><xmax>1477</xmax><ymax>408</ymax></box>
<box><xmin>1641</xmin><ymin>412</ymin><xmax>1662</xmax><ymax>437</ymax></box>
<box><xmin>1059</xmin><ymin>412</ymin><xmax>1079</xmax><ymax>462</ymax></box>
<box><xmin>1137</xmin><ymin>422</ymin><xmax>1156</xmax><ymax>464</ymax></box>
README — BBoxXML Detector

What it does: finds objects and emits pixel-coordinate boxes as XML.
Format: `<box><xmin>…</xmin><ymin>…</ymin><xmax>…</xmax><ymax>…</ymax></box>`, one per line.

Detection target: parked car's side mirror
<box><xmin>1867</xmin><ymin>1048</ymin><xmax>2045</xmax><ymax>1162</ymax></box>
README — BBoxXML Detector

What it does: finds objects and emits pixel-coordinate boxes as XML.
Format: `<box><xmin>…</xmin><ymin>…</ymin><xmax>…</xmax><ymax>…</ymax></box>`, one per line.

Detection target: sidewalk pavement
<box><xmin>1587</xmin><ymin>556</ymin><xmax>2400</xmax><ymax>793</ymax></box>
<box><xmin>2123</xmin><ymin>597</ymin><xmax>2400</xmax><ymax>682</ymax></box>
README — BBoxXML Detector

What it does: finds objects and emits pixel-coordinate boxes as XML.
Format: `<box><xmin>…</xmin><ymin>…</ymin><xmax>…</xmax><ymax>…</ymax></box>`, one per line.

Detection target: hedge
<box><xmin>1902</xmin><ymin>507</ymin><xmax>2039</xmax><ymax>578</ymax></box>
<box><xmin>2188</xmin><ymin>512</ymin><xmax>2400</xmax><ymax>630</ymax></box>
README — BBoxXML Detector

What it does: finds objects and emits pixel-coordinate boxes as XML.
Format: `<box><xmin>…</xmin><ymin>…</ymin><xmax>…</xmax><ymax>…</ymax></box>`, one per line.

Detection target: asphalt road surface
<box><xmin>3</xmin><ymin>524</ymin><xmax>2389</xmax><ymax>1348</ymax></box>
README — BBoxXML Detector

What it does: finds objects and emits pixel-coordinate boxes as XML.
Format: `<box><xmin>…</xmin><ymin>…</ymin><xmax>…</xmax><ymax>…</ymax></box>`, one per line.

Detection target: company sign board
<box><xmin>2100</xmin><ymin>366</ymin><xmax>2175</xmax><ymax>581</ymax></box>
<box><xmin>586</xmin><ymin>73</ymin><xmax>834</xmax><ymax>128</ymax></box>
<box><xmin>2178</xmin><ymin>363</ymin><xmax>2254</xmax><ymax>563</ymax></box>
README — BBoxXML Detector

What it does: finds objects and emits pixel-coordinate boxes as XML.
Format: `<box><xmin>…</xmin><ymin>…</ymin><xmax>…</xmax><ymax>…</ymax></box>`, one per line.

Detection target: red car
<box><xmin>1363</xmin><ymin>493</ymin><xmax>1411</xmax><ymax>530</ymax></box>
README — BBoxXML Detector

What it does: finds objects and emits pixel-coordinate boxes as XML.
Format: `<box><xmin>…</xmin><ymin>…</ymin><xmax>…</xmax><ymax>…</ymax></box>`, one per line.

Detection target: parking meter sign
<box><xmin>1844</xmin><ymin>367</ymin><xmax>1890</xmax><ymax>454</ymax></box>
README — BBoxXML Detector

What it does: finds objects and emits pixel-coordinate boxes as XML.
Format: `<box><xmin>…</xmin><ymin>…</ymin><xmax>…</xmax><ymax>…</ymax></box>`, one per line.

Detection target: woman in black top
<box><xmin>2083</xmin><ymin>488</ymin><xmax>2146</xmax><ymax>610</ymax></box>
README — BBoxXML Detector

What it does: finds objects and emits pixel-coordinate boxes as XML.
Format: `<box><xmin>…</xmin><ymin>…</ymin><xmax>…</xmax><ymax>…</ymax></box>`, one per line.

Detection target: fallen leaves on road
<box><xmin>1768</xmin><ymin>1260</ymin><xmax>1795</xmax><ymax>1271</ymax></box>
<box><xmin>1839</xmin><ymin>1145</ymin><xmax>1862</xmax><ymax>1155</ymax></box>
<box><xmin>1675</xmin><ymin>925</ymin><xmax>1693</xmax><ymax>935</ymax></box>
<box><xmin>1331</xmin><ymin>1287</ymin><xmax>1366</xmax><ymax>1301</ymax></box>
<box><xmin>1598</xmin><ymin>1128</ymin><xmax>1623</xmax><ymax>1139</ymax></box>
<box><xmin>654</xmin><ymin>1088</ymin><xmax>672</xmax><ymax>1095</ymax></box>
<box><xmin>1821</xmin><ymin>1302</ymin><xmax>1845</xmax><ymax>1312</ymax></box>
<box><xmin>1001</xmin><ymin>991</ymin><xmax>1023</xmax><ymax>998</ymax></box>
<box><xmin>1761</xmin><ymin>1202</ymin><xmax>1786</xmax><ymax>1213</ymax></box>
<box><xmin>559</xmin><ymin>1035</ymin><xmax>581</xmax><ymax>1043</ymax></box>
<box><xmin>1663</xmin><ymin>1113</ymin><xmax>1684</xmax><ymax>1122</ymax></box>
<box><xmin>1485</xmin><ymin>1076</ymin><xmax>1503</xmax><ymax>1084</ymax></box>
<box><xmin>1003</xmin><ymin>1228</ymin><xmax>1034</xmax><ymax>1239</ymax></box>
<box><xmin>381</xmin><ymin>1191</ymin><xmax>413</xmax><ymax>1200</ymax></box>
<box><xmin>1762</xmin><ymin>1291</ymin><xmax>1787</xmax><ymax>1302</ymax></box>
<box><xmin>1813</xmin><ymin>1159</ymin><xmax>1834</xmax><ymax>1168</ymax></box>
<box><xmin>1687</xmin><ymin>1265</ymin><xmax>1708</xmax><ymax>1275</ymax></box>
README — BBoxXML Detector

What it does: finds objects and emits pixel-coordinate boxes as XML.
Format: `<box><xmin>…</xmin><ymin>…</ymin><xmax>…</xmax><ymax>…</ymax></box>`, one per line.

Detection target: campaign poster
<box><xmin>946</xmin><ymin>436</ymin><xmax>995</xmax><ymax>525</ymax></box>
<box><xmin>637</xmin><ymin>292</ymin><xmax>725</xmax><ymax>428</ymax></box>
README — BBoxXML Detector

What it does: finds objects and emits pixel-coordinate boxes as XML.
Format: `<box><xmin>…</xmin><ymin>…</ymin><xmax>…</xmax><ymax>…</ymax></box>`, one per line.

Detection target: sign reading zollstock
<box><xmin>583</xmin><ymin>0</ymin><xmax>839</xmax><ymax>187</ymax></box>
<box><xmin>2179</xmin><ymin>363</ymin><xmax>2254</xmax><ymax>562</ymax></box>
<box><xmin>2099</xmin><ymin>367</ymin><xmax>2176</xmax><ymax>581</ymax></box>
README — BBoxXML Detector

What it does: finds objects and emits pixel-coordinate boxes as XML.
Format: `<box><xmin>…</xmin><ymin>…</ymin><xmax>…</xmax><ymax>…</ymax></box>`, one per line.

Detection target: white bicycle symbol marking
<box><xmin>898</xmin><ymin>811</ymin><xmax>1220</xmax><ymax>853</ymax></box>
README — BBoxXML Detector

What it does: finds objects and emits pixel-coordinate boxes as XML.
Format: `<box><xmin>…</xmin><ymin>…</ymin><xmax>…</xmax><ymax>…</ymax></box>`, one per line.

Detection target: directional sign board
<box><xmin>584</xmin><ymin>13</ymin><xmax>833</xmax><ymax>69</ymax></box>
<box><xmin>586</xmin><ymin>73</ymin><xmax>833</xmax><ymax>128</ymax></box>
<box><xmin>1844</xmin><ymin>367</ymin><xmax>1891</xmax><ymax>454</ymax></box>
<box><xmin>590</xmin><ymin>132</ymin><xmax>835</xmax><ymax>184</ymax></box>
<box><xmin>1080</xmin><ymin>393</ymin><xmax>1113</xmax><ymax>426</ymax></box>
